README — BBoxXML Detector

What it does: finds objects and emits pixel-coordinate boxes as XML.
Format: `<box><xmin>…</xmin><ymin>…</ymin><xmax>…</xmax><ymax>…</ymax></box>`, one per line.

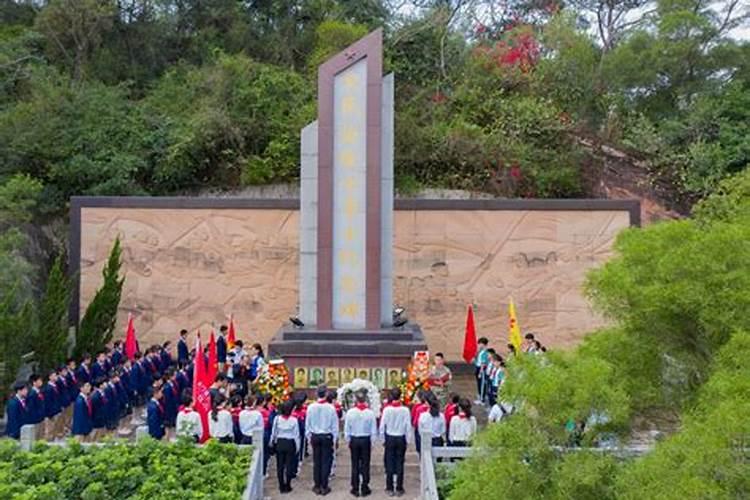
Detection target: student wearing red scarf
<box><xmin>271</xmin><ymin>400</ymin><xmax>300</xmax><ymax>494</ymax></box>
<box><xmin>410</xmin><ymin>390</ymin><xmax>429</xmax><ymax>455</ymax></box>
<box><xmin>344</xmin><ymin>391</ymin><xmax>377</xmax><ymax>497</ymax></box>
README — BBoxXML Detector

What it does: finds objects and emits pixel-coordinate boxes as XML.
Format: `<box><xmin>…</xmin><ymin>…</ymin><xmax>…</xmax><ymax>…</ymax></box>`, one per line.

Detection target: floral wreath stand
<box><xmin>336</xmin><ymin>379</ymin><xmax>382</xmax><ymax>415</ymax></box>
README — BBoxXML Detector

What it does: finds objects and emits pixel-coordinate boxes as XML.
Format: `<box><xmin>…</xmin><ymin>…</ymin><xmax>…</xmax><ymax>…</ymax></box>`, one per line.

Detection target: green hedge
<box><xmin>0</xmin><ymin>439</ymin><xmax>250</xmax><ymax>500</ymax></box>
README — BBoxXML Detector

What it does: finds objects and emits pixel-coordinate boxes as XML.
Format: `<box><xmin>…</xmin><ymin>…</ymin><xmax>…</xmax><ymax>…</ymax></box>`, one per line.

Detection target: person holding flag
<box><xmin>461</xmin><ymin>304</ymin><xmax>490</xmax><ymax>405</ymax></box>
<box><xmin>192</xmin><ymin>334</ymin><xmax>212</xmax><ymax>443</ymax></box>
<box><xmin>508</xmin><ymin>297</ymin><xmax>523</xmax><ymax>355</ymax></box>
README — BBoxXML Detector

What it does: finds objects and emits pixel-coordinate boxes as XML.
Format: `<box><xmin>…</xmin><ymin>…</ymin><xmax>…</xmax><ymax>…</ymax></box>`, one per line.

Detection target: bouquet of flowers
<box><xmin>400</xmin><ymin>361</ymin><xmax>431</xmax><ymax>405</ymax></box>
<box><xmin>254</xmin><ymin>359</ymin><xmax>292</xmax><ymax>406</ymax></box>
<box><xmin>337</xmin><ymin>378</ymin><xmax>382</xmax><ymax>415</ymax></box>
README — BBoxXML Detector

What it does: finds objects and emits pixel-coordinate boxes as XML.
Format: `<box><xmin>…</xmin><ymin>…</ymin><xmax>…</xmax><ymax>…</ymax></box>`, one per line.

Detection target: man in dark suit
<box><xmin>5</xmin><ymin>382</ymin><xmax>28</xmax><ymax>439</ymax></box>
<box><xmin>147</xmin><ymin>384</ymin><xmax>165</xmax><ymax>440</ymax></box>
<box><xmin>77</xmin><ymin>354</ymin><xmax>93</xmax><ymax>385</ymax></box>
<box><xmin>177</xmin><ymin>330</ymin><xmax>189</xmax><ymax>368</ymax></box>
<box><xmin>217</xmin><ymin>325</ymin><xmax>228</xmax><ymax>371</ymax></box>
<box><xmin>26</xmin><ymin>374</ymin><xmax>46</xmax><ymax>428</ymax></box>
<box><xmin>90</xmin><ymin>378</ymin><xmax>109</xmax><ymax>440</ymax></box>
<box><xmin>72</xmin><ymin>381</ymin><xmax>93</xmax><ymax>440</ymax></box>
<box><xmin>92</xmin><ymin>351</ymin><xmax>109</xmax><ymax>381</ymax></box>
<box><xmin>111</xmin><ymin>341</ymin><xmax>124</xmax><ymax>367</ymax></box>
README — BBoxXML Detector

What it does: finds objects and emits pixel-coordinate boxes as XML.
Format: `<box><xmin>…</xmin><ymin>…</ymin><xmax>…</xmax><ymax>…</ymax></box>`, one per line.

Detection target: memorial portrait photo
<box><xmin>387</xmin><ymin>368</ymin><xmax>401</xmax><ymax>387</ymax></box>
<box><xmin>372</xmin><ymin>368</ymin><xmax>385</xmax><ymax>389</ymax></box>
<box><xmin>357</xmin><ymin>368</ymin><xmax>370</xmax><ymax>380</ymax></box>
<box><xmin>341</xmin><ymin>367</ymin><xmax>354</xmax><ymax>384</ymax></box>
<box><xmin>309</xmin><ymin>367</ymin><xmax>324</xmax><ymax>388</ymax></box>
<box><xmin>293</xmin><ymin>367</ymin><xmax>308</xmax><ymax>389</ymax></box>
<box><xmin>326</xmin><ymin>368</ymin><xmax>340</xmax><ymax>387</ymax></box>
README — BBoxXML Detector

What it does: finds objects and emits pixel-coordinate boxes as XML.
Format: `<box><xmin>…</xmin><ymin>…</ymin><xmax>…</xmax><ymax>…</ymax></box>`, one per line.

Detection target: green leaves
<box><xmin>0</xmin><ymin>439</ymin><xmax>251</xmax><ymax>499</ymax></box>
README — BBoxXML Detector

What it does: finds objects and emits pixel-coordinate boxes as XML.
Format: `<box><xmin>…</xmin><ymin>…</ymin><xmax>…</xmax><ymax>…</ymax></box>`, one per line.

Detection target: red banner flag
<box><xmin>462</xmin><ymin>305</ymin><xmax>478</xmax><ymax>364</ymax></box>
<box><xmin>227</xmin><ymin>316</ymin><xmax>236</xmax><ymax>350</ymax></box>
<box><xmin>124</xmin><ymin>313</ymin><xmax>137</xmax><ymax>361</ymax></box>
<box><xmin>191</xmin><ymin>334</ymin><xmax>211</xmax><ymax>442</ymax></box>
<box><xmin>207</xmin><ymin>330</ymin><xmax>218</xmax><ymax>383</ymax></box>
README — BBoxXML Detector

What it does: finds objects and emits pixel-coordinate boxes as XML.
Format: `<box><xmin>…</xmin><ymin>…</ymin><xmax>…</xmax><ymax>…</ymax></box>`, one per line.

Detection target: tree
<box><xmin>0</xmin><ymin>284</ymin><xmax>33</xmax><ymax>403</ymax></box>
<box><xmin>75</xmin><ymin>237</ymin><xmax>123</xmax><ymax>358</ymax></box>
<box><xmin>34</xmin><ymin>254</ymin><xmax>70</xmax><ymax>373</ymax></box>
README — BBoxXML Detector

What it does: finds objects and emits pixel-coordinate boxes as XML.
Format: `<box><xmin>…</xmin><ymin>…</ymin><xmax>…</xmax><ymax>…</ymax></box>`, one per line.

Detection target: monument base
<box><xmin>268</xmin><ymin>324</ymin><xmax>427</xmax><ymax>389</ymax></box>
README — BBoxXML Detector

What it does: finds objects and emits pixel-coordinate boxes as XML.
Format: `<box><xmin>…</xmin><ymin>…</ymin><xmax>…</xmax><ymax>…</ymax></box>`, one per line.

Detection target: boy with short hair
<box><xmin>72</xmin><ymin>381</ymin><xmax>93</xmax><ymax>441</ymax></box>
<box><xmin>5</xmin><ymin>382</ymin><xmax>28</xmax><ymax>439</ymax></box>
<box><xmin>147</xmin><ymin>384</ymin><xmax>165</xmax><ymax>440</ymax></box>
<box><xmin>43</xmin><ymin>370</ymin><xmax>63</xmax><ymax>438</ymax></box>
<box><xmin>472</xmin><ymin>337</ymin><xmax>489</xmax><ymax>404</ymax></box>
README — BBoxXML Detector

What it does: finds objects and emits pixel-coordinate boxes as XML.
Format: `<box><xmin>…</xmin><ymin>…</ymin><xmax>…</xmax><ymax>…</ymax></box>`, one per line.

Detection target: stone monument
<box><xmin>268</xmin><ymin>29</ymin><xmax>427</xmax><ymax>377</ymax></box>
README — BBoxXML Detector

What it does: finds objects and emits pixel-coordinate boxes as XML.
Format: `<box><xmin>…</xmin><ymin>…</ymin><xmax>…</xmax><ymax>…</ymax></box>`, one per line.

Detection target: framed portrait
<box><xmin>340</xmin><ymin>367</ymin><xmax>355</xmax><ymax>384</ymax></box>
<box><xmin>309</xmin><ymin>367</ymin><xmax>325</xmax><ymax>388</ymax></box>
<box><xmin>372</xmin><ymin>367</ymin><xmax>386</xmax><ymax>389</ymax></box>
<box><xmin>386</xmin><ymin>368</ymin><xmax>402</xmax><ymax>387</ymax></box>
<box><xmin>293</xmin><ymin>367</ymin><xmax>308</xmax><ymax>389</ymax></box>
<box><xmin>356</xmin><ymin>368</ymin><xmax>371</xmax><ymax>381</ymax></box>
<box><xmin>325</xmin><ymin>368</ymin><xmax>340</xmax><ymax>388</ymax></box>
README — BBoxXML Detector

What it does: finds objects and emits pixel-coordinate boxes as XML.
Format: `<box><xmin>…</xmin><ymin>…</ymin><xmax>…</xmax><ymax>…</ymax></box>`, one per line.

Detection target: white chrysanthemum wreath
<box><xmin>336</xmin><ymin>378</ymin><xmax>382</xmax><ymax>415</ymax></box>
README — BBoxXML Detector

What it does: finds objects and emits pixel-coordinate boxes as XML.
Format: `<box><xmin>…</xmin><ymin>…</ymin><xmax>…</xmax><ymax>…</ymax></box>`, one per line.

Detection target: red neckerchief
<box><xmin>389</xmin><ymin>401</ymin><xmax>401</xmax><ymax>407</ymax></box>
<box><xmin>51</xmin><ymin>383</ymin><xmax>59</xmax><ymax>394</ymax></box>
<box><xmin>70</xmin><ymin>372</ymin><xmax>77</xmax><ymax>383</ymax></box>
<box><xmin>281</xmin><ymin>414</ymin><xmax>291</xmax><ymax>420</ymax></box>
<box><xmin>99</xmin><ymin>389</ymin><xmax>108</xmax><ymax>405</ymax></box>
<box><xmin>459</xmin><ymin>413</ymin><xmax>468</xmax><ymax>420</ymax></box>
<box><xmin>179</xmin><ymin>406</ymin><xmax>192</xmax><ymax>414</ymax></box>
<box><xmin>84</xmin><ymin>395</ymin><xmax>92</xmax><ymax>416</ymax></box>
<box><xmin>17</xmin><ymin>395</ymin><xmax>26</xmax><ymax>409</ymax></box>
<box><xmin>355</xmin><ymin>403</ymin><xmax>369</xmax><ymax>411</ymax></box>
<box><xmin>170</xmin><ymin>382</ymin><xmax>178</xmax><ymax>397</ymax></box>
<box><xmin>317</xmin><ymin>398</ymin><xmax>327</xmax><ymax>404</ymax></box>
<box><xmin>34</xmin><ymin>388</ymin><xmax>44</xmax><ymax>400</ymax></box>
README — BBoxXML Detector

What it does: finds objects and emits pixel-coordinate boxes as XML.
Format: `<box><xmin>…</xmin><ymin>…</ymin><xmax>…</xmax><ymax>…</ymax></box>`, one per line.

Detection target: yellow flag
<box><xmin>509</xmin><ymin>297</ymin><xmax>523</xmax><ymax>353</ymax></box>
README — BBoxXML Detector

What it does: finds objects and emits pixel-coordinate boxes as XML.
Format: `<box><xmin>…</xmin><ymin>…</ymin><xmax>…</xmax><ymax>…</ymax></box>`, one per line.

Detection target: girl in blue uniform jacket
<box><xmin>72</xmin><ymin>382</ymin><xmax>93</xmax><ymax>438</ymax></box>
<box><xmin>5</xmin><ymin>383</ymin><xmax>28</xmax><ymax>439</ymax></box>
<box><xmin>147</xmin><ymin>384</ymin><xmax>166</xmax><ymax>440</ymax></box>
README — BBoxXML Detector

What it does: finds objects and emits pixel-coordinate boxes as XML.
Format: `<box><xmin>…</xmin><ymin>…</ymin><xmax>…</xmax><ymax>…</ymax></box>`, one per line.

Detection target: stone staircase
<box><xmin>265</xmin><ymin>443</ymin><xmax>421</xmax><ymax>500</ymax></box>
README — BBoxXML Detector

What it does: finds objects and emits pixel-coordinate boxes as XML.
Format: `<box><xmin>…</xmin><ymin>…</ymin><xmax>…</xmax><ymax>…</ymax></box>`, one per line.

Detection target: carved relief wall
<box><xmin>78</xmin><ymin>205</ymin><xmax>631</xmax><ymax>361</ymax></box>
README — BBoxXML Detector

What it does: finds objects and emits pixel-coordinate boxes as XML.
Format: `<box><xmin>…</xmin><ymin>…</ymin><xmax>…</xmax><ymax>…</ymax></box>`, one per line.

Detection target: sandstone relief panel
<box><xmin>79</xmin><ymin>207</ymin><xmax>630</xmax><ymax>360</ymax></box>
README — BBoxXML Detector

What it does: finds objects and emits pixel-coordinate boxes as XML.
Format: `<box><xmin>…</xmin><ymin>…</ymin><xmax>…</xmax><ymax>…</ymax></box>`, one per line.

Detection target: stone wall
<box><xmin>77</xmin><ymin>203</ymin><xmax>632</xmax><ymax>360</ymax></box>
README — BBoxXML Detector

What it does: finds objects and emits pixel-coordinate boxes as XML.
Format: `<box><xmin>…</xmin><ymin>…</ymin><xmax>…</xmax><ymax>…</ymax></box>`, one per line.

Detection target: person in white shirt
<box><xmin>448</xmin><ymin>398</ymin><xmax>477</xmax><ymax>446</ymax></box>
<box><xmin>488</xmin><ymin>400</ymin><xmax>514</xmax><ymax>423</ymax></box>
<box><xmin>344</xmin><ymin>391</ymin><xmax>377</xmax><ymax>497</ymax></box>
<box><xmin>379</xmin><ymin>388</ymin><xmax>412</xmax><ymax>497</ymax></box>
<box><xmin>175</xmin><ymin>394</ymin><xmax>203</xmax><ymax>442</ymax></box>
<box><xmin>418</xmin><ymin>392</ymin><xmax>446</xmax><ymax>447</ymax></box>
<box><xmin>239</xmin><ymin>395</ymin><xmax>264</xmax><ymax>445</ymax></box>
<box><xmin>305</xmin><ymin>385</ymin><xmax>339</xmax><ymax>495</ymax></box>
<box><xmin>271</xmin><ymin>400</ymin><xmax>300</xmax><ymax>494</ymax></box>
<box><xmin>208</xmin><ymin>396</ymin><xmax>234</xmax><ymax>443</ymax></box>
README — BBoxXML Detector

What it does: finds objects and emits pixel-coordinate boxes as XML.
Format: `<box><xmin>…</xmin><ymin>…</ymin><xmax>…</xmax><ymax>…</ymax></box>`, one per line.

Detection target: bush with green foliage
<box><xmin>75</xmin><ymin>238</ymin><xmax>123</xmax><ymax>358</ymax></box>
<box><xmin>0</xmin><ymin>438</ymin><xmax>250</xmax><ymax>499</ymax></box>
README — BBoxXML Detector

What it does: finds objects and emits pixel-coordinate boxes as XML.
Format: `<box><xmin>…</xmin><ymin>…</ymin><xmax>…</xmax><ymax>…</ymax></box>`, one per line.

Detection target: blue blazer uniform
<box><xmin>56</xmin><ymin>379</ymin><xmax>71</xmax><ymax>409</ymax></box>
<box><xmin>66</xmin><ymin>372</ymin><xmax>80</xmax><ymax>400</ymax></box>
<box><xmin>92</xmin><ymin>362</ymin><xmax>108</xmax><ymax>382</ymax></box>
<box><xmin>177</xmin><ymin>339</ymin><xmax>189</xmax><ymax>365</ymax></box>
<box><xmin>216</xmin><ymin>336</ymin><xmax>227</xmax><ymax>363</ymax></box>
<box><xmin>27</xmin><ymin>388</ymin><xmax>45</xmax><ymax>425</ymax></box>
<box><xmin>146</xmin><ymin>399</ymin><xmax>165</xmax><ymax>440</ymax></box>
<box><xmin>104</xmin><ymin>384</ymin><xmax>117</xmax><ymax>428</ymax></box>
<box><xmin>5</xmin><ymin>396</ymin><xmax>27</xmax><ymax>439</ymax></box>
<box><xmin>91</xmin><ymin>390</ymin><xmax>107</xmax><ymax>429</ymax></box>
<box><xmin>43</xmin><ymin>383</ymin><xmax>61</xmax><ymax>418</ymax></box>
<box><xmin>76</xmin><ymin>365</ymin><xmax>92</xmax><ymax>385</ymax></box>
<box><xmin>111</xmin><ymin>350</ymin><xmax>123</xmax><ymax>367</ymax></box>
<box><xmin>72</xmin><ymin>394</ymin><xmax>92</xmax><ymax>436</ymax></box>
<box><xmin>162</xmin><ymin>381</ymin><xmax>179</xmax><ymax>426</ymax></box>
<box><xmin>160</xmin><ymin>350</ymin><xmax>171</xmax><ymax>370</ymax></box>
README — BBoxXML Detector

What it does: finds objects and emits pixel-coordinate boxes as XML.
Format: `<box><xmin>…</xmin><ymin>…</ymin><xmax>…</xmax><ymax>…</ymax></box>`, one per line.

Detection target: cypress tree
<box><xmin>75</xmin><ymin>237</ymin><xmax>124</xmax><ymax>358</ymax></box>
<box><xmin>35</xmin><ymin>254</ymin><xmax>70</xmax><ymax>373</ymax></box>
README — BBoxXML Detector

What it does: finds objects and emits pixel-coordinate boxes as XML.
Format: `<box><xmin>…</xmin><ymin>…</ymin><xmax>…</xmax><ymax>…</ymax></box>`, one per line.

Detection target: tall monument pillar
<box><xmin>270</xmin><ymin>29</ymin><xmax>426</xmax><ymax>379</ymax></box>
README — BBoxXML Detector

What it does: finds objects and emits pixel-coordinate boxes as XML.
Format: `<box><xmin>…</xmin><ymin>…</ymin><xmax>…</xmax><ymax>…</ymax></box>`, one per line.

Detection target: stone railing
<box><xmin>19</xmin><ymin>424</ymin><xmax>265</xmax><ymax>499</ymax></box>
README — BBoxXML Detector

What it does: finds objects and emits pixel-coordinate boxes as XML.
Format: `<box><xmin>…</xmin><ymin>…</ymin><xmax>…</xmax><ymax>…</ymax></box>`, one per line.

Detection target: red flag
<box><xmin>207</xmin><ymin>330</ymin><xmax>218</xmax><ymax>383</ymax></box>
<box><xmin>462</xmin><ymin>305</ymin><xmax>478</xmax><ymax>364</ymax></box>
<box><xmin>227</xmin><ymin>316</ymin><xmax>236</xmax><ymax>350</ymax></box>
<box><xmin>191</xmin><ymin>335</ymin><xmax>211</xmax><ymax>443</ymax></box>
<box><xmin>124</xmin><ymin>313</ymin><xmax>137</xmax><ymax>361</ymax></box>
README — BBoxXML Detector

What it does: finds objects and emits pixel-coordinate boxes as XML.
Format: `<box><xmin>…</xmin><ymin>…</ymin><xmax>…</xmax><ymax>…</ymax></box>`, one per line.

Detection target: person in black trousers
<box><xmin>306</xmin><ymin>385</ymin><xmax>339</xmax><ymax>496</ymax></box>
<box><xmin>345</xmin><ymin>391</ymin><xmax>377</xmax><ymax>497</ymax></box>
<box><xmin>379</xmin><ymin>388</ymin><xmax>411</xmax><ymax>497</ymax></box>
<box><xmin>271</xmin><ymin>400</ymin><xmax>300</xmax><ymax>494</ymax></box>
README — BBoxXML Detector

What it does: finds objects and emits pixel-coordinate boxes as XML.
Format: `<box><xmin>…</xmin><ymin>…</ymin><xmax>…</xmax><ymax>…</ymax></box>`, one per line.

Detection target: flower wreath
<box><xmin>336</xmin><ymin>378</ymin><xmax>382</xmax><ymax>415</ymax></box>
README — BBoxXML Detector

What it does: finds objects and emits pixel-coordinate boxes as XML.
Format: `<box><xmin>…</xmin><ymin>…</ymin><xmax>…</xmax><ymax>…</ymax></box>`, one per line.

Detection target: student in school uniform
<box><xmin>56</xmin><ymin>366</ymin><xmax>72</xmax><ymax>428</ymax></box>
<box><xmin>488</xmin><ymin>400</ymin><xmax>514</xmax><ymax>423</ymax></box>
<box><xmin>257</xmin><ymin>394</ymin><xmax>275</xmax><ymax>476</ymax></box>
<box><xmin>471</xmin><ymin>337</ymin><xmax>489</xmax><ymax>403</ymax></box>
<box><xmin>229</xmin><ymin>394</ymin><xmax>244</xmax><ymax>443</ymax></box>
<box><xmin>482</xmin><ymin>348</ymin><xmax>496</xmax><ymax>405</ymax></box>
<box><xmin>448</xmin><ymin>399</ymin><xmax>477</xmax><ymax>447</ymax></box>
<box><xmin>111</xmin><ymin>341</ymin><xmax>124</xmax><ymax>367</ymax></box>
<box><xmin>418</xmin><ymin>392</ymin><xmax>446</xmax><ymax>448</ymax></box>
<box><xmin>72</xmin><ymin>381</ymin><xmax>93</xmax><ymax>441</ymax></box>
<box><xmin>344</xmin><ymin>390</ymin><xmax>377</xmax><ymax>497</ymax></box>
<box><xmin>76</xmin><ymin>354</ymin><xmax>93</xmax><ymax>385</ymax></box>
<box><xmin>271</xmin><ymin>400</ymin><xmax>300</xmax><ymax>494</ymax></box>
<box><xmin>90</xmin><ymin>378</ymin><xmax>109</xmax><ymax>440</ymax></box>
<box><xmin>488</xmin><ymin>354</ymin><xmax>506</xmax><ymax>406</ymax></box>
<box><xmin>444</xmin><ymin>394</ymin><xmax>459</xmax><ymax>443</ymax></box>
<box><xmin>177</xmin><ymin>330</ymin><xmax>189</xmax><ymax>368</ymax></box>
<box><xmin>160</xmin><ymin>342</ymin><xmax>173</xmax><ymax>370</ymax></box>
<box><xmin>104</xmin><ymin>378</ymin><xmax>118</xmax><ymax>431</ymax></box>
<box><xmin>208</xmin><ymin>395</ymin><xmax>234</xmax><ymax>443</ymax></box>
<box><xmin>248</xmin><ymin>343</ymin><xmax>266</xmax><ymax>384</ymax></box>
<box><xmin>162</xmin><ymin>369</ymin><xmax>180</xmax><ymax>432</ymax></box>
<box><xmin>43</xmin><ymin>370</ymin><xmax>63</xmax><ymax>438</ymax></box>
<box><xmin>26</xmin><ymin>375</ymin><xmax>46</xmax><ymax>433</ymax></box>
<box><xmin>5</xmin><ymin>382</ymin><xmax>28</xmax><ymax>439</ymax></box>
<box><xmin>305</xmin><ymin>385</ymin><xmax>338</xmax><ymax>496</ymax></box>
<box><xmin>291</xmin><ymin>392</ymin><xmax>308</xmax><ymax>475</ymax></box>
<box><xmin>66</xmin><ymin>358</ymin><xmax>80</xmax><ymax>401</ymax></box>
<box><xmin>410</xmin><ymin>390</ymin><xmax>429</xmax><ymax>455</ymax></box>
<box><xmin>380</xmin><ymin>387</ymin><xmax>412</xmax><ymax>497</ymax></box>
<box><xmin>175</xmin><ymin>393</ymin><xmax>203</xmax><ymax>442</ymax></box>
<box><xmin>132</xmin><ymin>352</ymin><xmax>149</xmax><ymax>406</ymax></box>
<box><xmin>238</xmin><ymin>395</ymin><xmax>263</xmax><ymax>445</ymax></box>
<box><xmin>147</xmin><ymin>384</ymin><xmax>166</xmax><ymax>440</ymax></box>
<box><xmin>217</xmin><ymin>325</ymin><xmax>228</xmax><ymax>371</ymax></box>
<box><xmin>92</xmin><ymin>351</ymin><xmax>109</xmax><ymax>381</ymax></box>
